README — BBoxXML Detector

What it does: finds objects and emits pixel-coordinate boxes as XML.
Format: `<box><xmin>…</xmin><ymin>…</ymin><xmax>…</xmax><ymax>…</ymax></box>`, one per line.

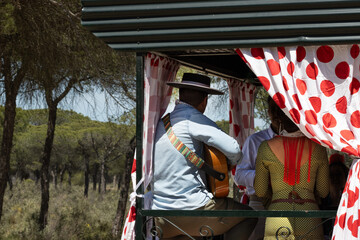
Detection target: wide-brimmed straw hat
<box><xmin>167</xmin><ymin>73</ymin><xmax>223</xmax><ymax>95</ymax></box>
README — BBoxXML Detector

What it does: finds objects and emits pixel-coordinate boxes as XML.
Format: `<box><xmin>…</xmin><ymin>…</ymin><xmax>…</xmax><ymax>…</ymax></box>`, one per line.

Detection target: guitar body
<box><xmin>203</xmin><ymin>145</ymin><xmax>229</xmax><ymax>198</ymax></box>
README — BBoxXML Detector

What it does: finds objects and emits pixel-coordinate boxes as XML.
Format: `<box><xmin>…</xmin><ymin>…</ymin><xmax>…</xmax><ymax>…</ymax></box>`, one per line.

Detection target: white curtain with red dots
<box><xmin>227</xmin><ymin>78</ymin><xmax>257</xmax><ymax>200</ymax></box>
<box><xmin>120</xmin><ymin>157</ymin><xmax>137</xmax><ymax>240</ymax></box>
<box><xmin>121</xmin><ymin>53</ymin><xmax>180</xmax><ymax>240</ymax></box>
<box><xmin>227</xmin><ymin>78</ymin><xmax>257</xmax><ymax>148</ymax></box>
<box><xmin>142</xmin><ymin>53</ymin><xmax>180</xmax><ymax>188</ymax></box>
<box><xmin>238</xmin><ymin>44</ymin><xmax>360</xmax><ymax>239</ymax></box>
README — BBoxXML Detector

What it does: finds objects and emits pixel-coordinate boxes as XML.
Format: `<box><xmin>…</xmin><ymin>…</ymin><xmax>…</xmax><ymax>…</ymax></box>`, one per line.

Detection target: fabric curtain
<box><xmin>142</xmin><ymin>53</ymin><xmax>180</xmax><ymax>188</ymax></box>
<box><xmin>121</xmin><ymin>53</ymin><xmax>180</xmax><ymax>240</ymax></box>
<box><xmin>120</xmin><ymin>156</ymin><xmax>137</xmax><ymax>240</ymax></box>
<box><xmin>238</xmin><ymin>45</ymin><xmax>360</xmax><ymax>239</ymax></box>
<box><xmin>238</xmin><ymin>45</ymin><xmax>360</xmax><ymax>156</ymax></box>
<box><xmin>227</xmin><ymin>78</ymin><xmax>257</xmax><ymax>202</ymax></box>
<box><xmin>227</xmin><ymin>79</ymin><xmax>257</xmax><ymax>148</ymax></box>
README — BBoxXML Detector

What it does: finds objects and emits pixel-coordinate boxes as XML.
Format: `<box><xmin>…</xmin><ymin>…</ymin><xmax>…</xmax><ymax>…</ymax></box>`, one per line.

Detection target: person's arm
<box><xmin>189</xmin><ymin>114</ymin><xmax>242</xmax><ymax>165</ymax></box>
<box><xmin>254</xmin><ymin>142</ymin><xmax>270</xmax><ymax>198</ymax></box>
<box><xmin>234</xmin><ymin>137</ymin><xmax>256</xmax><ymax>188</ymax></box>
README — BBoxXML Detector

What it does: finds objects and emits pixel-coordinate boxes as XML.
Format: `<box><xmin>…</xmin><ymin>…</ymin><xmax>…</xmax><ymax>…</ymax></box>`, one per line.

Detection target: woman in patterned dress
<box><xmin>254</xmin><ymin>102</ymin><xmax>330</xmax><ymax>240</ymax></box>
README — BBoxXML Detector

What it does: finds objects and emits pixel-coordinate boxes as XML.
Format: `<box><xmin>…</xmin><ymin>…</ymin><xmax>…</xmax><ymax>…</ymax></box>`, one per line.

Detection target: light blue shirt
<box><xmin>234</xmin><ymin>127</ymin><xmax>276</xmax><ymax>196</ymax></box>
<box><xmin>152</xmin><ymin>103</ymin><xmax>242</xmax><ymax>210</ymax></box>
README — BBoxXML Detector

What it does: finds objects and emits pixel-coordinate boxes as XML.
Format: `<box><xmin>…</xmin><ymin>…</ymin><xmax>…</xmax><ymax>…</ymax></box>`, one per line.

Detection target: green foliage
<box><xmin>8</xmin><ymin>107</ymin><xmax>135</xmax><ymax>183</ymax></box>
<box><xmin>72</xmin><ymin>172</ymin><xmax>84</xmax><ymax>186</ymax></box>
<box><xmin>24</xmin><ymin>109</ymin><xmax>91</xmax><ymax>126</ymax></box>
<box><xmin>254</xmin><ymin>87</ymin><xmax>271</xmax><ymax>130</ymax></box>
<box><xmin>0</xmin><ymin>0</ymin><xmax>135</xmax><ymax>234</ymax></box>
<box><xmin>0</xmin><ymin>2</ymin><xmax>16</xmax><ymax>35</ymax></box>
<box><xmin>216</xmin><ymin>120</ymin><xmax>229</xmax><ymax>134</ymax></box>
<box><xmin>0</xmin><ymin>182</ymin><xmax>118</xmax><ymax>239</ymax></box>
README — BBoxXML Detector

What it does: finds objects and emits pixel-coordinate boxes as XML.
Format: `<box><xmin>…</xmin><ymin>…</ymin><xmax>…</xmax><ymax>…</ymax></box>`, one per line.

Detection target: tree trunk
<box><xmin>59</xmin><ymin>167</ymin><xmax>65</xmax><ymax>187</ymax></box>
<box><xmin>51</xmin><ymin>171</ymin><xmax>55</xmax><ymax>188</ymax></box>
<box><xmin>52</xmin><ymin>165</ymin><xmax>58</xmax><ymax>189</ymax></box>
<box><xmin>92</xmin><ymin>163</ymin><xmax>98</xmax><ymax>191</ymax></box>
<box><xmin>100</xmin><ymin>157</ymin><xmax>106</xmax><ymax>195</ymax></box>
<box><xmin>34</xmin><ymin>170</ymin><xmax>40</xmax><ymax>185</ymax></box>
<box><xmin>112</xmin><ymin>175</ymin><xmax>117</xmax><ymax>190</ymax></box>
<box><xmin>112</xmin><ymin>136</ymin><xmax>136</xmax><ymax>237</ymax></box>
<box><xmin>39</xmin><ymin>104</ymin><xmax>57</xmax><ymax>230</ymax></box>
<box><xmin>104</xmin><ymin>167</ymin><xmax>108</xmax><ymax>192</ymax></box>
<box><xmin>84</xmin><ymin>153</ymin><xmax>90</xmax><ymax>198</ymax></box>
<box><xmin>7</xmin><ymin>176</ymin><xmax>13</xmax><ymax>191</ymax></box>
<box><xmin>67</xmin><ymin>168</ymin><xmax>72</xmax><ymax>187</ymax></box>
<box><xmin>0</xmin><ymin>55</ymin><xmax>22</xmax><ymax>221</ymax></box>
<box><xmin>117</xmin><ymin>173</ymin><xmax>122</xmax><ymax>190</ymax></box>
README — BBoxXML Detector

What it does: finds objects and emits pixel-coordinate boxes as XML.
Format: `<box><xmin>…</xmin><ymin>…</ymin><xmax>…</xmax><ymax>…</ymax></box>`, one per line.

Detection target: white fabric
<box><xmin>227</xmin><ymin>78</ymin><xmax>257</xmax><ymax>147</ymax></box>
<box><xmin>142</xmin><ymin>53</ymin><xmax>180</xmax><ymax>188</ymax></box>
<box><xmin>121</xmin><ymin>53</ymin><xmax>180</xmax><ymax>240</ymax></box>
<box><xmin>333</xmin><ymin>158</ymin><xmax>360</xmax><ymax>239</ymax></box>
<box><xmin>121</xmin><ymin>155</ymin><xmax>137</xmax><ymax>240</ymax></box>
<box><xmin>227</xmin><ymin>79</ymin><xmax>257</xmax><ymax>190</ymax></box>
<box><xmin>238</xmin><ymin>44</ymin><xmax>360</xmax><ymax>240</ymax></box>
<box><xmin>238</xmin><ymin>45</ymin><xmax>360</xmax><ymax>155</ymax></box>
<box><xmin>234</xmin><ymin>127</ymin><xmax>276</xmax><ymax>196</ymax></box>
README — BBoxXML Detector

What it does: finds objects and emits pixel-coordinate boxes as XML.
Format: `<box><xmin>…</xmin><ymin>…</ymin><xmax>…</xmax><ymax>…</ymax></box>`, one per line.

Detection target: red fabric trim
<box><xmin>283</xmin><ymin>137</ymin><xmax>308</xmax><ymax>186</ymax></box>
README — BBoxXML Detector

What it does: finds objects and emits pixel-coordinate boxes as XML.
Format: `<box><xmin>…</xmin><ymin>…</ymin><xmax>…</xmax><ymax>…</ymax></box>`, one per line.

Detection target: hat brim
<box><xmin>167</xmin><ymin>82</ymin><xmax>224</xmax><ymax>95</ymax></box>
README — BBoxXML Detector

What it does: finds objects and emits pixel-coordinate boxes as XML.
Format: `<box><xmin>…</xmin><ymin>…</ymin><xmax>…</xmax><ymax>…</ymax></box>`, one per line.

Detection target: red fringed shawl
<box><xmin>283</xmin><ymin>137</ymin><xmax>312</xmax><ymax>185</ymax></box>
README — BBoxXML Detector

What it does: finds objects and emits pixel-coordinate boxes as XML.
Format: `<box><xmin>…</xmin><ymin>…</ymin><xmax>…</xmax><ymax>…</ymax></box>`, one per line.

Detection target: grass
<box><xmin>0</xmin><ymin>180</ymin><xmax>121</xmax><ymax>240</ymax></box>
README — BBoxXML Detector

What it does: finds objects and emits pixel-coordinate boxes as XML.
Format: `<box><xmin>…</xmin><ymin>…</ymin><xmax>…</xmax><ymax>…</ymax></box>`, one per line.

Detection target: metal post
<box><xmin>135</xmin><ymin>52</ymin><xmax>145</xmax><ymax>240</ymax></box>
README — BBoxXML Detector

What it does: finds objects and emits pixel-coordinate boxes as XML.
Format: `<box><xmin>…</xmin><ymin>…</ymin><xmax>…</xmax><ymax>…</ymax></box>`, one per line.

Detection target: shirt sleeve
<box><xmin>188</xmin><ymin>113</ymin><xmax>242</xmax><ymax>165</ymax></box>
<box><xmin>234</xmin><ymin>136</ymin><xmax>256</xmax><ymax>188</ymax></box>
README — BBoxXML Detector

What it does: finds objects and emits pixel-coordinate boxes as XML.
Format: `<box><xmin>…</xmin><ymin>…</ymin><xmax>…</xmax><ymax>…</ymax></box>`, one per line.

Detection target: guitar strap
<box><xmin>162</xmin><ymin>113</ymin><xmax>225</xmax><ymax>181</ymax></box>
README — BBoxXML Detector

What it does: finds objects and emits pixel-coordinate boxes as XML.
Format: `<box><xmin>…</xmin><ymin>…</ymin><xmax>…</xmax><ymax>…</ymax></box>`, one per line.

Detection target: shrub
<box><xmin>0</xmin><ymin>181</ymin><xmax>119</xmax><ymax>239</ymax></box>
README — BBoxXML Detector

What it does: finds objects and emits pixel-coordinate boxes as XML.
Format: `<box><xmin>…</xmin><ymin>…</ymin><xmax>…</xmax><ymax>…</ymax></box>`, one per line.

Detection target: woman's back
<box><xmin>255</xmin><ymin>136</ymin><xmax>330</xmax><ymax>240</ymax></box>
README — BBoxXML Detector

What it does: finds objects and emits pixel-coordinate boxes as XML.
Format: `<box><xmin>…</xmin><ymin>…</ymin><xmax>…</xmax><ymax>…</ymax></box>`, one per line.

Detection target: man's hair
<box><xmin>179</xmin><ymin>88</ymin><xmax>207</xmax><ymax>107</ymax></box>
<box><xmin>268</xmin><ymin>96</ymin><xmax>299</xmax><ymax>133</ymax></box>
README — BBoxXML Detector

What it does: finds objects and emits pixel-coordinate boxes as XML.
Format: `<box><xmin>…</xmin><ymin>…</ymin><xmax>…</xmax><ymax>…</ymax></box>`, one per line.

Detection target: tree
<box><xmin>77</xmin><ymin>131</ymin><xmax>94</xmax><ymax>197</ymax></box>
<box><xmin>11</xmin><ymin>123</ymin><xmax>44</xmax><ymax>185</ymax></box>
<box><xmin>216</xmin><ymin>120</ymin><xmax>229</xmax><ymax>134</ymax></box>
<box><xmin>0</xmin><ymin>0</ymin><xmax>32</xmax><ymax>221</ymax></box>
<box><xmin>88</xmin><ymin>122</ymin><xmax>130</xmax><ymax>195</ymax></box>
<box><xmin>112</xmin><ymin>136</ymin><xmax>136</xmax><ymax>237</ymax></box>
<box><xmin>254</xmin><ymin>87</ymin><xmax>271</xmax><ymax>130</ymax></box>
<box><xmin>51</xmin><ymin>125</ymin><xmax>81</xmax><ymax>188</ymax></box>
<box><xmin>0</xmin><ymin>0</ymin><xmax>136</xmax><ymax>229</ymax></box>
<box><xmin>111</xmin><ymin>109</ymin><xmax>136</xmax><ymax>236</ymax></box>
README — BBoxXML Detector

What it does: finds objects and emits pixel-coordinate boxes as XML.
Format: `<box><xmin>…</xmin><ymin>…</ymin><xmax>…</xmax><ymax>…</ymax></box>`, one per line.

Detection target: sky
<box><xmin>61</xmin><ymin>86</ymin><xmax>268</xmax><ymax>129</ymax></box>
<box><xmin>20</xmin><ymin>85</ymin><xmax>266</xmax><ymax>129</ymax></box>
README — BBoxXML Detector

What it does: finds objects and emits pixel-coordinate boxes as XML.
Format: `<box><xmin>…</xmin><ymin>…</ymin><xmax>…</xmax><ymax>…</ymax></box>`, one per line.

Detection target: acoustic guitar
<box><xmin>203</xmin><ymin>145</ymin><xmax>229</xmax><ymax>198</ymax></box>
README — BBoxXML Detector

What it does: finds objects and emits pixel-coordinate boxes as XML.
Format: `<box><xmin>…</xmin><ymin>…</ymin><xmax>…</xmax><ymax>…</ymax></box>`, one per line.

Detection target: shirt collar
<box><xmin>267</xmin><ymin>126</ymin><xmax>277</xmax><ymax>138</ymax></box>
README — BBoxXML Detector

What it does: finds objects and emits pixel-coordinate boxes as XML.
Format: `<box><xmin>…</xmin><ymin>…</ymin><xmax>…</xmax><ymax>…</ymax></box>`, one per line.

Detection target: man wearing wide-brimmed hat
<box><xmin>151</xmin><ymin>73</ymin><xmax>257</xmax><ymax>240</ymax></box>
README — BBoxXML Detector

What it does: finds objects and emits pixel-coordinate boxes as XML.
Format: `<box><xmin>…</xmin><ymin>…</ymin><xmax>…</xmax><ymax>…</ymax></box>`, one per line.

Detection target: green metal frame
<box><xmin>135</xmin><ymin>53</ymin><xmax>145</xmax><ymax>239</ymax></box>
<box><xmin>140</xmin><ymin>210</ymin><xmax>336</xmax><ymax>218</ymax></box>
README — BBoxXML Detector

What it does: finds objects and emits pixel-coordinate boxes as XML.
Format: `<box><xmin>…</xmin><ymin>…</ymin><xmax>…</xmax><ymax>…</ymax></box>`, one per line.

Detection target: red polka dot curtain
<box><xmin>238</xmin><ymin>45</ymin><xmax>360</xmax><ymax>239</ymax></box>
<box><xmin>238</xmin><ymin>45</ymin><xmax>360</xmax><ymax>157</ymax></box>
<box><xmin>142</xmin><ymin>53</ymin><xmax>180</xmax><ymax>188</ymax></box>
<box><xmin>227</xmin><ymin>79</ymin><xmax>257</xmax><ymax>148</ymax></box>
<box><xmin>227</xmin><ymin>79</ymin><xmax>257</xmax><ymax>203</ymax></box>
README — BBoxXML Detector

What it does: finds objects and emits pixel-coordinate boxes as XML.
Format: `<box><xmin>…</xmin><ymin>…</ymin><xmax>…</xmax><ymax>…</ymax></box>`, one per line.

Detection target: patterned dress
<box><xmin>254</xmin><ymin>137</ymin><xmax>330</xmax><ymax>240</ymax></box>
